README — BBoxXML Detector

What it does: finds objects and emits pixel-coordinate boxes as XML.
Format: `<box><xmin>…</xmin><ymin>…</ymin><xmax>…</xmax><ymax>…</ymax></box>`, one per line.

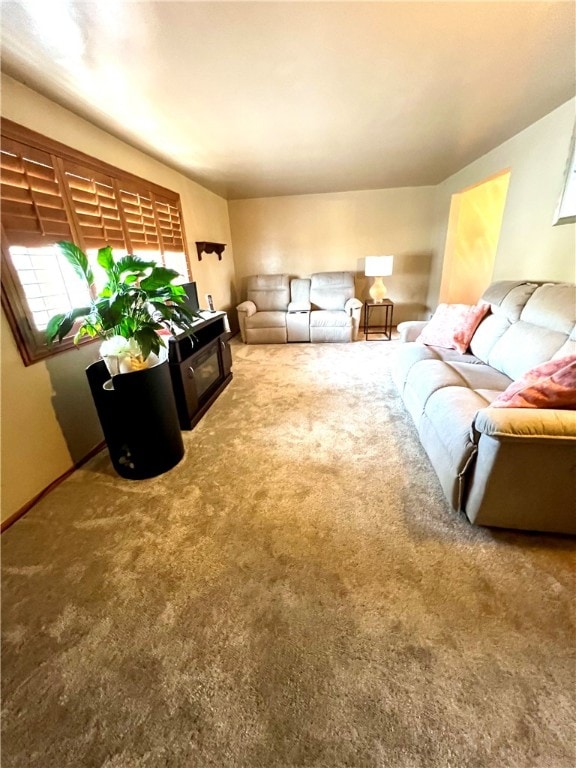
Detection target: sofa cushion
<box><xmin>246</xmin><ymin>310</ymin><xmax>287</xmax><ymax>329</ymax></box>
<box><xmin>404</xmin><ymin>359</ymin><xmax>511</xmax><ymax>416</ymax></box>
<box><xmin>553</xmin><ymin>326</ymin><xmax>576</xmax><ymax>360</ymax></box>
<box><xmin>487</xmin><ymin>321</ymin><xmax>572</xmax><ymax>380</ymax></box>
<box><xmin>309</xmin><ymin>309</ymin><xmax>352</xmax><ymax>327</ymax></box>
<box><xmin>418</xmin><ymin>302</ymin><xmax>490</xmax><ymax>354</ymax></box>
<box><xmin>475</xmin><ymin>284</ymin><xmax>575</xmax><ymax>379</ymax></box>
<box><xmin>469</xmin><ymin>282</ymin><xmax>540</xmax><ymax>363</ymax></box>
<box><xmin>390</xmin><ymin>343</ymin><xmax>482</xmax><ymax>397</ymax></box>
<box><xmin>247</xmin><ymin>274</ymin><xmax>290</xmax><ymax>311</ymax></box>
<box><xmin>490</xmin><ymin>354</ymin><xmax>576</xmax><ymax>409</ymax></box>
<box><xmin>520</xmin><ymin>283</ymin><xmax>575</xmax><ymax>335</ymax></box>
<box><xmin>310</xmin><ymin>272</ymin><xmax>355</xmax><ymax>310</ymax></box>
<box><xmin>481</xmin><ymin>281</ymin><xmax>540</xmax><ymax>323</ymax></box>
<box><xmin>290</xmin><ymin>278</ymin><xmax>311</xmax><ymax>308</ymax></box>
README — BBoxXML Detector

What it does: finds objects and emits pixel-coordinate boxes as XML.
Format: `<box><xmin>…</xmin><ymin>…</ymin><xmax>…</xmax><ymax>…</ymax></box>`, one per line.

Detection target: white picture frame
<box><xmin>553</xmin><ymin>125</ymin><xmax>576</xmax><ymax>226</ymax></box>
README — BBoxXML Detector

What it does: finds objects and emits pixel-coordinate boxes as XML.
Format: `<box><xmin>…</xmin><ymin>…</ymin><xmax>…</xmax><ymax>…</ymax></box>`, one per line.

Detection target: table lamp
<box><xmin>365</xmin><ymin>255</ymin><xmax>394</xmax><ymax>303</ymax></box>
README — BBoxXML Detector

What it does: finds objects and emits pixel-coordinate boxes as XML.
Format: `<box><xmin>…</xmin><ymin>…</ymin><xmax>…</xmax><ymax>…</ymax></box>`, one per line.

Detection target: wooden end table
<box><xmin>363</xmin><ymin>300</ymin><xmax>394</xmax><ymax>340</ymax></box>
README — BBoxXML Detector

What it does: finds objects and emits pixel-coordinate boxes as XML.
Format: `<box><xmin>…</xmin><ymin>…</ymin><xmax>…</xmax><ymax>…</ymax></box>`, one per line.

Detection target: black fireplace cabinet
<box><xmin>168</xmin><ymin>311</ymin><xmax>233</xmax><ymax>429</ymax></box>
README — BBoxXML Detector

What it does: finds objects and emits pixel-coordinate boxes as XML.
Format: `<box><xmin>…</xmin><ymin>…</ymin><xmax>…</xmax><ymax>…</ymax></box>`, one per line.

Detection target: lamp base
<box><xmin>369</xmin><ymin>277</ymin><xmax>387</xmax><ymax>303</ymax></box>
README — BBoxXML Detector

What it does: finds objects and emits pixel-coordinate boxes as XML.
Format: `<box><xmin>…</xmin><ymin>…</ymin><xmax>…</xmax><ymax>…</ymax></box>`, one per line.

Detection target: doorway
<box><xmin>439</xmin><ymin>171</ymin><xmax>511</xmax><ymax>304</ymax></box>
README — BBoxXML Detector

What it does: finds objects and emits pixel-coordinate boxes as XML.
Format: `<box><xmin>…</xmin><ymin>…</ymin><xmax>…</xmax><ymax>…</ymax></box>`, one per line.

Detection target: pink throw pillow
<box><xmin>417</xmin><ymin>303</ymin><xmax>490</xmax><ymax>354</ymax></box>
<box><xmin>490</xmin><ymin>355</ymin><xmax>576</xmax><ymax>409</ymax></box>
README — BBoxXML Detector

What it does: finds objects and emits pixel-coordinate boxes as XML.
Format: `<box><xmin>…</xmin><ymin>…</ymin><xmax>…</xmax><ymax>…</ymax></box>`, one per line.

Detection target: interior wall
<box><xmin>439</xmin><ymin>172</ymin><xmax>511</xmax><ymax>304</ymax></box>
<box><xmin>228</xmin><ymin>186</ymin><xmax>436</xmax><ymax>324</ymax></box>
<box><xmin>0</xmin><ymin>75</ymin><xmax>236</xmax><ymax>523</ymax></box>
<box><xmin>430</xmin><ymin>98</ymin><xmax>576</xmax><ymax>308</ymax></box>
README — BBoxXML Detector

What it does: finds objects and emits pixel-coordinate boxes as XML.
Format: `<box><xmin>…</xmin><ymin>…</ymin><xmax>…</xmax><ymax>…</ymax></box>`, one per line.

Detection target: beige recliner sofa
<box><xmin>237</xmin><ymin>271</ymin><xmax>362</xmax><ymax>344</ymax></box>
<box><xmin>391</xmin><ymin>280</ymin><xmax>576</xmax><ymax>534</ymax></box>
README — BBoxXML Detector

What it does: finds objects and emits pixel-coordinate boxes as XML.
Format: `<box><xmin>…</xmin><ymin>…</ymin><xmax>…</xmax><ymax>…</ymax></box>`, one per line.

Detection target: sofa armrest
<box><xmin>397</xmin><ymin>320</ymin><xmax>428</xmax><ymax>343</ymax></box>
<box><xmin>345</xmin><ymin>298</ymin><xmax>363</xmax><ymax>340</ymax></box>
<box><xmin>473</xmin><ymin>407</ymin><xmax>576</xmax><ymax>442</ymax></box>
<box><xmin>236</xmin><ymin>300</ymin><xmax>257</xmax><ymax>317</ymax></box>
<box><xmin>288</xmin><ymin>301</ymin><xmax>311</xmax><ymax>312</ymax></box>
<box><xmin>464</xmin><ymin>407</ymin><xmax>576</xmax><ymax>533</ymax></box>
<box><xmin>236</xmin><ymin>300</ymin><xmax>257</xmax><ymax>343</ymax></box>
<box><xmin>345</xmin><ymin>297</ymin><xmax>363</xmax><ymax>313</ymax></box>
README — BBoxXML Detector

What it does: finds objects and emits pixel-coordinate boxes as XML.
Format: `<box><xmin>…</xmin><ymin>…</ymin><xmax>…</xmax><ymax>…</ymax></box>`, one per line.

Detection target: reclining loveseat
<box><xmin>391</xmin><ymin>280</ymin><xmax>576</xmax><ymax>534</ymax></box>
<box><xmin>237</xmin><ymin>272</ymin><xmax>363</xmax><ymax>344</ymax></box>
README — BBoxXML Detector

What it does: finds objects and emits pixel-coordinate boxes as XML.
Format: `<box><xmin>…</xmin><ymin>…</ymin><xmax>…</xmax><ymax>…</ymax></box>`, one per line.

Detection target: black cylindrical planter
<box><xmin>86</xmin><ymin>358</ymin><xmax>185</xmax><ymax>479</ymax></box>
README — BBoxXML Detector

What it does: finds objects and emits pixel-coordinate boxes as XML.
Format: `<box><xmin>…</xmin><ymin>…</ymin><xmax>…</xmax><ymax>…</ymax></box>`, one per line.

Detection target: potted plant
<box><xmin>46</xmin><ymin>241</ymin><xmax>200</xmax><ymax>370</ymax></box>
<box><xmin>45</xmin><ymin>241</ymin><xmax>202</xmax><ymax>480</ymax></box>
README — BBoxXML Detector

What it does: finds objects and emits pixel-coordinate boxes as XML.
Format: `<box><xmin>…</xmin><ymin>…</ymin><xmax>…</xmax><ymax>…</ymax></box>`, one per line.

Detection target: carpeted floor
<box><xmin>2</xmin><ymin>339</ymin><xmax>575</xmax><ymax>768</ymax></box>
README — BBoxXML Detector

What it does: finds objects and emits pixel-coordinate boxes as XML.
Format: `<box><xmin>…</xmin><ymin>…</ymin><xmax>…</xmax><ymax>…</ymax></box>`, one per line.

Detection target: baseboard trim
<box><xmin>1</xmin><ymin>441</ymin><xmax>106</xmax><ymax>533</ymax></box>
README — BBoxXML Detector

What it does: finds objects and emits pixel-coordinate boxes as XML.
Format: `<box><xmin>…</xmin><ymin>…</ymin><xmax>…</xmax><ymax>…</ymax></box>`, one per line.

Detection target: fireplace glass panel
<box><xmin>194</xmin><ymin>344</ymin><xmax>221</xmax><ymax>400</ymax></box>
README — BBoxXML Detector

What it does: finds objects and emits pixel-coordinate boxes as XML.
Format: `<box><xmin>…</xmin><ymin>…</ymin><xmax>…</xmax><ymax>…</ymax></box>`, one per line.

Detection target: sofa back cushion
<box><xmin>310</xmin><ymin>272</ymin><xmax>355</xmax><ymax>310</ymax></box>
<box><xmin>290</xmin><ymin>278</ymin><xmax>311</xmax><ymax>307</ymax></box>
<box><xmin>553</xmin><ymin>326</ymin><xmax>576</xmax><ymax>361</ymax></box>
<box><xmin>469</xmin><ymin>282</ymin><xmax>539</xmax><ymax>363</ymax></box>
<box><xmin>484</xmin><ymin>283</ymin><xmax>576</xmax><ymax>380</ymax></box>
<box><xmin>247</xmin><ymin>274</ymin><xmax>291</xmax><ymax>311</ymax></box>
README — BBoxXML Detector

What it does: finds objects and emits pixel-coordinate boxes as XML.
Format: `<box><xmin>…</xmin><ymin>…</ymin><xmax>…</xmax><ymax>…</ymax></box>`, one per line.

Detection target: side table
<box><xmin>364</xmin><ymin>300</ymin><xmax>394</xmax><ymax>340</ymax></box>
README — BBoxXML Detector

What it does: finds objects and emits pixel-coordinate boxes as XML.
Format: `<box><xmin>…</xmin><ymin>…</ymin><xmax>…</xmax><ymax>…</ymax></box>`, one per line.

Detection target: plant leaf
<box><xmin>73</xmin><ymin>324</ymin><xmax>98</xmax><ymax>345</ymax></box>
<box><xmin>95</xmin><ymin>296</ymin><xmax>123</xmax><ymax>331</ymax></box>
<box><xmin>45</xmin><ymin>305</ymin><xmax>92</xmax><ymax>343</ymax></box>
<box><xmin>140</xmin><ymin>267</ymin><xmax>179</xmax><ymax>291</ymax></box>
<box><xmin>57</xmin><ymin>241</ymin><xmax>94</xmax><ymax>286</ymax></box>
<box><xmin>116</xmin><ymin>255</ymin><xmax>156</xmax><ymax>275</ymax></box>
<box><xmin>45</xmin><ymin>313</ymin><xmax>67</xmax><ymax>344</ymax></box>
<box><xmin>134</xmin><ymin>326</ymin><xmax>161</xmax><ymax>360</ymax></box>
<box><xmin>97</xmin><ymin>246</ymin><xmax>115</xmax><ymax>272</ymax></box>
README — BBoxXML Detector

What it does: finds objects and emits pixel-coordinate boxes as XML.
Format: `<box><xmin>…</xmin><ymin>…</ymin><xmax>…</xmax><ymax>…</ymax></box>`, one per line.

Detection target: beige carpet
<box><xmin>2</xmin><ymin>339</ymin><xmax>575</xmax><ymax>768</ymax></box>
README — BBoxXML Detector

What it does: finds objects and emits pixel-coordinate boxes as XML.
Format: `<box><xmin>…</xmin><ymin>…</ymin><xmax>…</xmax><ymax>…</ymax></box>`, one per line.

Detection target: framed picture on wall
<box><xmin>553</xmin><ymin>125</ymin><xmax>576</xmax><ymax>226</ymax></box>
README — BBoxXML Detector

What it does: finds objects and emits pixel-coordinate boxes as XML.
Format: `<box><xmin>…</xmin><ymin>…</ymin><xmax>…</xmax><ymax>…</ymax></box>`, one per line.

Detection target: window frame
<box><xmin>1</xmin><ymin>119</ymin><xmax>192</xmax><ymax>366</ymax></box>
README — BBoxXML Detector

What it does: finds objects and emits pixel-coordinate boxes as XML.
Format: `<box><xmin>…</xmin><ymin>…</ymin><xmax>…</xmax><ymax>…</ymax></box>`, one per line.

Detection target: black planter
<box><xmin>86</xmin><ymin>358</ymin><xmax>185</xmax><ymax>479</ymax></box>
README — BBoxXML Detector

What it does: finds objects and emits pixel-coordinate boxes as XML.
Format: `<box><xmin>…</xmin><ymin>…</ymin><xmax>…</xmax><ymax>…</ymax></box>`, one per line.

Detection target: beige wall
<box><xmin>1</xmin><ymin>75</ymin><xmax>236</xmax><ymax>522</ymax></box>
<box><xmin>430</xmin><ymin>99</ymin><xmax>576</xmax><ymax>309</ymax></box>
<box><xmin>228</xmin><ymin>187</ymin><xmax>436</xmax><ymax>324</ymax></box>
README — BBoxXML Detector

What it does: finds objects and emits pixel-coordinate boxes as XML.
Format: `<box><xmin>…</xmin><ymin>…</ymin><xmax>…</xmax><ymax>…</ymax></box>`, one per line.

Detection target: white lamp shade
<box><xmin>365</xmin><ymin>255</ymin><xmax>394</xmax><ymax>277</ymax></box>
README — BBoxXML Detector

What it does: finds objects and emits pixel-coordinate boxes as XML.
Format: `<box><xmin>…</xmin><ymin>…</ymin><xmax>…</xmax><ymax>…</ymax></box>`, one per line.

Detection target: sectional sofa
<box><xmin>391</xmin><ymin>280</ymin><xmax>576</xmax><ymax>534</ymax></box>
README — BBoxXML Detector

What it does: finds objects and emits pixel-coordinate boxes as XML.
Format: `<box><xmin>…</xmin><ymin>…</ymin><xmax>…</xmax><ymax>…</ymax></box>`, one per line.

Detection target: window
<box><xmin>1</xmin><ymin>119</ymin><xmax>192</xmax><ymax>365</ymax></box>
<box><xmin>8</xmin><ymin>244</ymin><xmax>92</xmax><ymax>331</ymax></box>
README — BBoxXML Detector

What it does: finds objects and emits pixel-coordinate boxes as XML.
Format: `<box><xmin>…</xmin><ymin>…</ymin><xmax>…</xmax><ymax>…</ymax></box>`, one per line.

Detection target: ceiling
<box><xmin>1</xmin><ymin>1</ymin><xmax>575</xmax><ymax>200</ymax></box>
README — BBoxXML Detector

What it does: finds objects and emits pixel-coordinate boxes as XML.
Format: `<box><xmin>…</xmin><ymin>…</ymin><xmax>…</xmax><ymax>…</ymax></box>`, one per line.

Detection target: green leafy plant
<box><xmin>46</xmin><ymin>241</ymin><xmax>200</xmax><ymax>360</ymax></box>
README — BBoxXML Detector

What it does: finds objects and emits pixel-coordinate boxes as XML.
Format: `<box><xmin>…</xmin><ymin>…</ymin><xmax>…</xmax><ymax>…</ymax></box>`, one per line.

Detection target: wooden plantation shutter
<box><xmin>59</xmin><ymin>160</ymin><xmax>126</xmax><ymax>250</ymax></box>
<box><xmin>1</xmin><ymin>119</ymin><xmax>192</xmax><ymax>365</ymax></box>
<box><xmin>0</xmin><ymin>137</ymin><xmax>81</xmax><ymax>362</ymax></box>
<box><xmin>0</xmin><ymin>137</ymin><xmax>73</xmax><ymax>247</ymax></box>
<box><xmin>115</xmin><ymin>182</ymin><xmax>185</xmax><ymax>254</ymax></box>
<box><xmin>116</xmin><ymin>180</ymin><xmax>161</xmax><ymax>252</ymax></box>
<box><xmin>60</xmin><ymin>165</ymin><xmax>188</xmax><ymax>255</ymax></box>
<box><xmin>155</xmin><ymin>194</ymin><xmax>185</xmax><ymax>252</ymax></box>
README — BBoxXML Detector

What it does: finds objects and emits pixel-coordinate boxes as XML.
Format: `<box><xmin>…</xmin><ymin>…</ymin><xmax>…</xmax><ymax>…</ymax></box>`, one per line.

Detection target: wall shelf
<box><xmin>196</xmin><ymin>241</ymin><xmax>226</xmax><ymax>261</ymax></box>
